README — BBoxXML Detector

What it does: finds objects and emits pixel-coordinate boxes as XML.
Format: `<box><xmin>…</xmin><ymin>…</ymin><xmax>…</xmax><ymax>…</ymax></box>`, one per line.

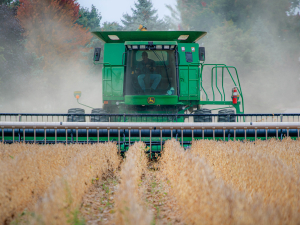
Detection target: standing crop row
<box><xmin>191</xmin><ymin>139</ymin><xmax>300</xmax><ymax>224</ymax></box>
<box><xmin>114</xmin><ymin>142</ymin><xmax>152</xmax><ymax>225</ymax></box>
<box><xmin>159</xmin><ymin>139</ymin><xmax>286</xmax><ymax>225</ymax></box>
<box><xmin>0</xmin><ymin>143</ymin><xmax>120</xmax><ymax>224</ymax></box>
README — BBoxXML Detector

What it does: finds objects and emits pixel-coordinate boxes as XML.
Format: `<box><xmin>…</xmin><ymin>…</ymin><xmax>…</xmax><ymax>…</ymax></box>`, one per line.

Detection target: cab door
<box><xmin>178</xmin><ymin>43</ymin><xmax>200</xmax><ymax>100</ymax></box>
<box><xmin>102</xmin><ymin>43</ymin><xmax>125</xmax><ymax>100</ymax></box>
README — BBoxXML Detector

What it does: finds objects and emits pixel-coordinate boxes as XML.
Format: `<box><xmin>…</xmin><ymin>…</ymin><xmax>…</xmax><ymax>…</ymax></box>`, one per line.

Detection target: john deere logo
<box><xmin>147</xmin><ymin>97</ymin><xmax>155</xmax><ymax>104</ymax></box>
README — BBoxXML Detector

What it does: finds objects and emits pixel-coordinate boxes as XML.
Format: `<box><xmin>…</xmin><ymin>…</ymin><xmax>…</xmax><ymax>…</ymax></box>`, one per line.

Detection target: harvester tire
<box><xmin>90</xmin><ymin>108</ymin><xmax>109</xmax><ymax>122</ymax></box>
<box><xmin>218</xmin><ymin>109</ymin><xmax>236</xmax><ymax>122</ymax></box>
<box><xmin>193</xmin><ymin>108</ymin><xmax>212</xmax><ymax>122</ymax></box>
<box><xmin>67</xmin><ymin>108</ymin><xmax>86</xmax><ymax>122</ymax></box>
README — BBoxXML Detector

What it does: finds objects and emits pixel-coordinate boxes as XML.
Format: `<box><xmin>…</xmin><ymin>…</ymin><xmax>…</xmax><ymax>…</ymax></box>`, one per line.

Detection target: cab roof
<box><xmin>91</xmin><ymin>31</ymin><xmax>207</xmax><ymax>44</ymax></box>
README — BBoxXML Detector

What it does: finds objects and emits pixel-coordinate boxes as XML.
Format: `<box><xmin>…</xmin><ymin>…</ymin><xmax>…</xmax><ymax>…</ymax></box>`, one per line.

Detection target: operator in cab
<box><xmin>135</xmin><ymin>51</ymin><xmax>161</xmax><ymax>93</ymax></box>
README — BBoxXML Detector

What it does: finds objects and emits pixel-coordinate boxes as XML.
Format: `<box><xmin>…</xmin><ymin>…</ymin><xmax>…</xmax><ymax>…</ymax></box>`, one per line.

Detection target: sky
<box><xmin>77</xmin><ymin>0</ymin><xmax>176</xmax><ymax>25</ymax></box>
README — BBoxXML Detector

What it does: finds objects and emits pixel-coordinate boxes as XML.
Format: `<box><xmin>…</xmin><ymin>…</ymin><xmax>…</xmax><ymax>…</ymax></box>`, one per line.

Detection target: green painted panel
<box><xmin>103</xmin><ymin>43</ymin><xmax>125</xmax><ymax>65</ymax></box>
<box><xmin>178</xmin><ymin>43</ymin><xmax>200</xmax><ymax>66</ymax></box>
<box><xmin>102</xmin><ymin>43</ymin><xmax>125</xmax><ymax>99</ymax></box>
<box><xmin>179</xmin><ymin>69</ymin><xmax>188</xmax><ymax>96</ymax></box>
<box><xmin>103</xmin><ymin>66</ymin><xmax>124</xmax><ymax>97</ymax></box>
<box><xmin>125</xmin><ymin>95</ymin><xmax>178</xmax><ymax>105</ymax></box>
<box><xmin>179</xmin><ymin>67</ymin><xmax>199</xmax><ymax>100</ymax></box>
<box><xmin>103</xmin><ymin>66</ymin><xmax>111</xmax><ymax>96</ymax></box>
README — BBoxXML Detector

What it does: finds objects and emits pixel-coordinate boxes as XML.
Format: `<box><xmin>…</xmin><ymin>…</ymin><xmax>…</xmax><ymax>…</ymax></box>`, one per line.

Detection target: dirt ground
<box><xmin>80</xmin><ymin>163</ymin><xmax>185</xmax><ymax>225</ymax></box>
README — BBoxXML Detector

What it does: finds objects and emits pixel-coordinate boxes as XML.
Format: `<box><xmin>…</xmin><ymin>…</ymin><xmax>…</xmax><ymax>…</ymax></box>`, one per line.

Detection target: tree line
<box><xmin>1</xmin><ymin>0</ymin><xmax>299</xmax><ymax>78</ymax></box>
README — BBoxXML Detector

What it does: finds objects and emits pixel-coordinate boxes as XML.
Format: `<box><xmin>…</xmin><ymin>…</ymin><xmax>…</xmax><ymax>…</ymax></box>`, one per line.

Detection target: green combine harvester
<box><xmin>72</xmin><ymin>28</ymin><xmax>244</xmax><ymax>122</ymax></box>
<box><xmin>1</xmin><ymin>28</ymin><xmax>299</xmax><ymax>151</ymax></box>
<box><xmin>0</xmin><ymin>28</ymin><xmax>251</xmax><ymax>150</ymax></box>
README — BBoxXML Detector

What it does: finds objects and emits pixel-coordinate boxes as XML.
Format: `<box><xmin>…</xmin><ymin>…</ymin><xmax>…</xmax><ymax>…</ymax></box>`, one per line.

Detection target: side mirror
<box><xmin>199</xmin><ymin>47</ymin><xmax>205</xmax><ymax>61</ymax></box>
<box><xmin>94</xmin><ymin>48</ymin><xmax>101</xmax><ymax>61</ymax></box>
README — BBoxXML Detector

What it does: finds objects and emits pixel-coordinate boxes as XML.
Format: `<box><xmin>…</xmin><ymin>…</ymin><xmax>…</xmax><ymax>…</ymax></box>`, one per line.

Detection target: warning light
<box><xmin>74</xmin><ymin>91</ymin><xmax>81</xmax><ymax>99</ymax></box>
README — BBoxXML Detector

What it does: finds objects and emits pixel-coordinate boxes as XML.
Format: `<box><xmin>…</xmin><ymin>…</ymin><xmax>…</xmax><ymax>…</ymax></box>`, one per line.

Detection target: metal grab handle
<box><xmin>122</xmin><ymin>52</ymin><xmax>127</xmax><ymax>66</ymax></box>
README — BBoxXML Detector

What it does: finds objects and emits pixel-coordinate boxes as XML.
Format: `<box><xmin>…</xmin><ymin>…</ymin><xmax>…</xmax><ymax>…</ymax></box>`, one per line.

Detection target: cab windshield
<box><xmin>125</xmin><ymin>50</ymin><xmax>177</xmax><ymax>95</ymax></box>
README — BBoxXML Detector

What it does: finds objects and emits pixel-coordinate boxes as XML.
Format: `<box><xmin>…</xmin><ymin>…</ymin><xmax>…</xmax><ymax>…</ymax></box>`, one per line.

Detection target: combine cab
<box><xmin>72</xmin><ymin>30</ymin><xmax>244</xmax><ymax>122</ymax></box>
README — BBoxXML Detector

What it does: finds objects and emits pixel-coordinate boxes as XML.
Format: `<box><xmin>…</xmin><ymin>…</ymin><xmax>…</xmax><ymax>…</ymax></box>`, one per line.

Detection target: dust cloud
<box><xmin>200</xmin><ymin>18</ymin><xmax>300</xmax><ymax>113</ymax></box>
<box><xmin>2</xmin><ymin>66</ymin><xmax>103</xmax><ymax>114</ymax></box>
<box><xmin>0</xmin><ymin>3</ymin><xmax>103</xmax><ymax>114</ymax></box>
<box><xmin>1</xmin><ymin>66</ymin><xmax>103</xmax><ymax>114</ymax></box>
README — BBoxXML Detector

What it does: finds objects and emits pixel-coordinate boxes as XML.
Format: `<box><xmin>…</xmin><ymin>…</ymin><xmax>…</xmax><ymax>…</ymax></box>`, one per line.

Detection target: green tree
<box><xmin>0</xmin><ymin>4</ymin><xmax>32</xmax><ymax>77</ymax></box>
<box><xmin>76</xmin><ymin>5</ymin><xmax>101</xmax><ymax>30</ymax></box>
<box><xmin>121</xmin><ymin>0</ymin><xmax>168</xmax><ymax>31</ymax></box>
<box><xmin>0</xmin><ymin>46</ymin><xmax>5</xmax><ymax>80</ymax></box>
<box><xmin>165</xmin><ymin>0</ymin><xmax>221</xmax><ymax>31</ymax></box>
<box><xmin>0</xmin><ymin>47</ymin><xmax>5</xmax><ymax>62</ymax></box>
<box><xmin>286</xmin><ymin>10</ymin><xmax>300</xmax><ymax>44</ymax></box>
<box><xmin>75</xmin><ymin>5</ymin><xmax>103</xmax><ymax>75</ymax></box>
<box><xmin>203</xmin><ymin>22</ymin><xmax>265</xmax><ymax>70</ymax></box>
<box><xmin>215</xmin><ymin>0</ymin><xmax>299</xmax><ymax>28</ymax></box>
<box><xmin>167</xmin><ymin>0</ymin><xmax>300</xmax><ymax>33</ymax></box>
<box><xmin>0</xmin><ymin>0</ymin><xmax>13</xmax><ymax>5</ymax></box>
<box><xmin>164</xmin><ymin>4</ymin><xmax>181</xmax><ymax>30</ymax></box>
<box><xmin>81</xmin><ymin>20</ymin><xmax>123</xmax><ymax>75</ymax></box>
<box><xmin>102</xmin><ymin>21</ymin><xmax>123</xmax><ymax>31</ymax></box>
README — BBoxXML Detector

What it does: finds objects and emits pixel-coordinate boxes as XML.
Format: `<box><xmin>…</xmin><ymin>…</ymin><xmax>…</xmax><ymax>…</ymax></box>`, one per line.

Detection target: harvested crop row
<box><xmin>0</xmin><ymin>144</ymin><xmax>83</xmax><ymax>224</ymax></box>
<box><xmin>29</xmin><ymin>143</ymin><xmax>120</xmax><ymax>224</ymax></box>
<box><xmin>160</xmin><ymin>139</ymin><xmax>283</xmax><ymax>225</ymax></box>
<box><xmin>191</xmin><ymin>139</ymin><xmax>300</xmax><ymax>224</ymax></box>
<box><xmin>141</xmin><ymin>165</ymin><xmax>185</xmax><ymax>225</ymax></box>
<box><xmin>80</xmin><ymin>172</ymin><xmax>120</xmax><ymax>224</ymax></box>
<box><xmin>114</xmin><ymin>142</ymin><xmax>153</xmax><ymax>225</ymax></box>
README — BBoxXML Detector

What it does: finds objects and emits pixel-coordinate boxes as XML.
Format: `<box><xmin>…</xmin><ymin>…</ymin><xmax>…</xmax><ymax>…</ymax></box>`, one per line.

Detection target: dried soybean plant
<box><xmin>191</xmin><ymin>138</ymin><xmax>300</xmax><ymax>224</ymax></box>
<box><xmin>0</xmin><ymin>144</ymin><xmax>83</xmax><ymax>224</ymax></box>
<box><xmin>0</xmin><ymin>143</ymin><xmax>120</xmax><ymax>225</ymax></box>
<box><xmin>0</xmin><ymin>143</ymin><xmax>31</xmax><ymax>161</ymax></box>
<box><xmin>248</xmin><ymin>138</ymin><xmax>300</xmax><ymax>170</ymax></box>
<box><xmin>159</xmin><ymin>139</ymin><xmax>283</xmax><ymax>225</ymax></box>
<box><xmin>30</xmin><ymin>142</ymin><xmax>120</xmax><ymax>225</ymax></box>
<box><xmin>114</xmin><ymin>142</ymin><xmax>153</xmax><ymax>225</ymax></box>
<box><xmin>191</xmin><ymin>138</ymin><xmax>300</xmax><ymax>171</ymax></box>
